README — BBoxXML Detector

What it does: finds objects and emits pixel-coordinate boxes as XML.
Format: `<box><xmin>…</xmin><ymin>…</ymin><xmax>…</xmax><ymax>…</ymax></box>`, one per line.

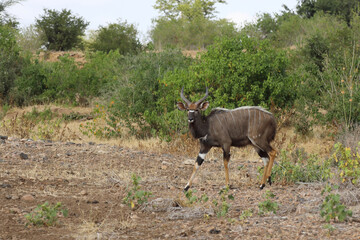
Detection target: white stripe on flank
<box><xmin>248</xmin><ymin>137</ymin><xmax>264</xmax><ymax>152</ymax></box>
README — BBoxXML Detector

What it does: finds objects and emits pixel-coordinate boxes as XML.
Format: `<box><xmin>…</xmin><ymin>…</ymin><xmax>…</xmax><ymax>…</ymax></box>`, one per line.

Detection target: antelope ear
<box><xmin>199</xmin><ymin>101</ymin><xmax>209</xmax><ymax>111</ymax></box>
<box><xmin>177</xmin><ymin>102</ymin><xmax>187</xmax><ymax>111</ymax></box>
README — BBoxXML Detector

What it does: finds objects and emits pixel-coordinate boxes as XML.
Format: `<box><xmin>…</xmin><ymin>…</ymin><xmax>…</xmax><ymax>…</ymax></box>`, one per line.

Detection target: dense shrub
<box><xmin>0</xmin><ymin>25</ymin><xmax>22</xmax><ymax>102</ymax></box>
<box><xmin>295</xmin><ymin>44</ymin><xmax>360</xmax><ymax>129</ymax></box>
<box><xmin>89</xmin><ymin>20</ymin><xmax>141</xmax><ymax>54</ymax></box>
<box><xmin>104</xmin><ymin>50</ymin><xmax>193</xmax><ymax>138</ymax></box>
<box><xmin>151</xmin><ymin>17</ymin><xmax>237</xmax><ymax>50</ymax></box>
<box><xmin>161</xmin><ymin>35</ymin><xmax>294</xmax><ymax>110</ymax></box>
<box><xmin>267</xmin><ymin>148</ymin><xmax>330</xmax><ymax>184</ymax></box>
<box><xmin>11</xmin><ymin>51</ymin><xmax>124</xmax><ymax>105</ymax></box>
<box><xmin>125</xmin><ymin>35</ymin><xmax>295</xmax><ymax>138</ymax></box>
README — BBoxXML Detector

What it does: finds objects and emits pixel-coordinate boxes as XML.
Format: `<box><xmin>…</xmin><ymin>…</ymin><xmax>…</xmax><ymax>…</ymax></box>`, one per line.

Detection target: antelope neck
<box><xmin>189</xmin><ymin>114</ymin><xmax>208</xmax><ymax>139</ymax></box>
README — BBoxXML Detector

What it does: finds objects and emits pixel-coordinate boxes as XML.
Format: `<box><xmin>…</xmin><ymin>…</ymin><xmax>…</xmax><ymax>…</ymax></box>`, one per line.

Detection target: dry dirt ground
<box><xmin>1</xmin><ymin>107</ymin><xmax>360</xmax><ymax>240</ymax></box>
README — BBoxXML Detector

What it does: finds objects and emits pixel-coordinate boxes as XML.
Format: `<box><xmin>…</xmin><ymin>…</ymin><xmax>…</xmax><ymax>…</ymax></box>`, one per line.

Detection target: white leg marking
<box><xmin>199</xmin><ymin>153</ymin><xmax>206</xmax><ymax>159</ymax></box>
<box><xmin>262</xmin><ymin>157</ymin><xmax>269</xmax><ymax>167</ymax></box>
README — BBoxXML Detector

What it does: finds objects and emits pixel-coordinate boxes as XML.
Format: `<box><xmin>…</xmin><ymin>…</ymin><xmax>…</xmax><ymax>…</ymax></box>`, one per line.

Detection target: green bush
<box><xmin>89</xmin><ymin>20</ymin><xmax>141</xmax><ymax>54</ymax></box>
<box><xmin>11</xmin><ymin>56</ymin><xmax>47</xmax><ymax>105</ymax></box>
<box><xmin>104</xmin><ymin>49</ymin><xmax>192</xmax><ymax>138</ymax></box>
<box><xmin>11</xmin><ymin>51</ymin><xmax>123</xmax><ymax>106</ymax></box>
<box><xmin>267</xmin><ymin>148</ymin><xmax>330</xmax><ymax>184</ymax></box>
<box><xmin>193</xmin><ymin>35</ymin><xmax>294</xmax><ymax>108</ymax></box>
<box><xmin>295</xmin><ymin>44</ymin><xmax>360</xmax><ymax>129</ymax></box>
<box><xmin>0</xmin><ymin>25</ymin><xmax>22</xmax><ymax>102</ymax></box>
<box><xmin>151</xmin><ymin>35</ymin><xmax>294</xmax><ymax>137</ymax></box>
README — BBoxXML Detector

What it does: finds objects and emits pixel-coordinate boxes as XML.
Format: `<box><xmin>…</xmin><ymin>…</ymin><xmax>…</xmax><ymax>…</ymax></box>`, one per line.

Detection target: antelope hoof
<box><xmin>184</xmin><ymin>185</ymin><xmax>190</xmax><ymax>192</ymax></box>
<box><xmin>267</xmin><ymin>176</ymin><xmax>272</xmax><ymax>186</ymax></box>
<box><xmin>259</xmin><ymin>184</ymin><xmax>265</xmax><ymax>190</ymax></box>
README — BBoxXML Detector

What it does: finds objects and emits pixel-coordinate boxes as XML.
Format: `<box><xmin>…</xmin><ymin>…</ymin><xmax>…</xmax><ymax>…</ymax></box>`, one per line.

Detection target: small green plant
<box><xmin>320</xmin><ymin>185</ymin><xmax>352</xmax><ymax>222</ymax></box>
<box><xmin>258</xmin><ymin>190</ymin><xmax>279</xmax><ymax>216</ymax></box>
<box><xmin>323</xmin><ymin>223</ymin><xmax>336</xmax><ymax>235</ymax></box>
<box><xmin>332</xmin><ymin>143</ymin><xmax>360</xmax><ymax>184</ymax></box>
<box><xmin>239</xmin><ymin>209</ymin><xmax>253</xmax><ymax>221</ymax></box>
<box><xmin>25</xmin><ymin>201</ymin><xmax>68</xmax><ymax>226</ymax></box>
<box><xmin>123</xmin><ymin>173</ymin><xmax>152</xmax><ymax>210</ymax></box>
<box><xmin>184</xmin><ymin>189</ymin><xmax>209</xmax><ymax>205</ymax></box>
<box><xmin>212</xmin><ymin>187</ymin><xmax>234</xmax><ymax>217</ymax></box>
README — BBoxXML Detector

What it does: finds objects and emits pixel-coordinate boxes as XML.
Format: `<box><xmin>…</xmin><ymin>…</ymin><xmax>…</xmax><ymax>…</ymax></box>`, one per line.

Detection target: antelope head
<box><xmin>177</xmin><ymin>87</ymin><xmax>209</xmax><ymax>123</ymax></box>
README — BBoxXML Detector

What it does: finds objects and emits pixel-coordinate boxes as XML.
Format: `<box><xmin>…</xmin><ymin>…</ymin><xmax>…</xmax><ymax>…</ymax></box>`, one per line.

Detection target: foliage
<box><xmin>89</xmin><ymin>20</ymin><xmax>141</xmax><ymax>54</ymax></box>
<box><xmin>154</xmin><ymin>0</ymin><xmax>226</xmax><ymax>20</ymax></box>
<box><xmin>191</xmin><ymin>35</ymin><xmax>293</xmax><ymax>108</ymax></box>
<box><xmin>320</xmin><ymin>185</ymin><xmax>352</xmax><ymax>222</ymax></box>
<box><xmin>35</xmin><ymin>8</ymin><xmax>89</xmax><ymax>50</ymax></box>
<box><xmin>212</xmin><ymin>187</ymin><xmax>234</xmax><ymax>217</ymax></box>
<box><xmin>10</xmin><ymin>55</ymin><xmax>47</xmax><ymax>105</ymax></box>
<box><xmin>152</xmin><ymin>0</ymin><xmax>235</xmax><ymax>49</ymax></box>
<box><xmin>80</xmin><ymin>102</ymin><xmax>121</xmax><ymax>139</ymax></box>
<box><xmin>239</xmin><ymin>209</ymin><xmax>253</xmax><ymax>221</ymax></box>
<box><xmin>184</xmin><ymin>189</ymin><xmax>209</xmax><ymax>205</ymax></box>
<box><xmin>160</xmin><ymin>35</ymin><xmax>293</xmax><ymax>112</ymax></box>
<box><xmin>123</xmin><ymin>173</ymin><xmax>152</xmax><ymax>210</ymax></box>
<box><xmin>17</xmin><ymin>25</ymin><xmax>44</xmax><ymax>52</ymax></box>
<box><xmin>104</xmin><ymin>49</ymin><xmax>192</xmax><ymax>139</ymax></box>
<box><xmin>25</xmin><ymin>201</ymin><xmax>68</xmax><ymax>226</ymax></box>
<box><xmin>0</xmin><ymin>24</ymin><xmax>22</xmax><ymax>102</ymax></box>
<box><xmin>0</xmin><ymin>0</ymin><xmax>22</xmax><ymax>27</ymax></box>
<box><xmin>266</xmin><ymin>148</ymin><xmax>330</xmax><ymax>184</ymax></box>
<box><xmin>151</xmin><ymin>16</ymin><xmax>237</xmax><ymax>50</ymax></box>
<box><xmin>258</xmin><ymin>190</ymin><xmax>279</xmax><ymax>216</ymax></box>
<box><xmin>296</xmin><ymin>0</ymin><xmax>358</xmax><ymax>24</ymax></box>
<box><xmin>295</xmin><ymin>40</ymin><xmax>360</xmax><ymax>129</ymax></box>
<box><xmin>332</xmin><ymin>142</ymin><xmax>360</xmax><ymax>184</ymax></box>
<box><xmin>11</xmin><ymin>51</ymin><xmax>123</xmax><ymax>106</ymax></box>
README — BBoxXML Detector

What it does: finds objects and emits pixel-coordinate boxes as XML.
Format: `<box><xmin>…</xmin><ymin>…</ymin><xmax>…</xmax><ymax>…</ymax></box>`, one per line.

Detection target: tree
<box><xmin>154</xmin><ymin>0</ymin><xmax>226</xmax><ymax>20</ymax></box>
<box><xmin>151</xmin><ymin>0</ymin><xmax>235</xmax><ymax>49</ymax></box>
<box><xmin>89</xmin><ymin>20</ymin><xmax>141</xmax><ymax>54</ymax></box>
<box><xmin>35</xmin><ymin>8</ymin><xmax>89</xmax><ymax>51</ymax></box>
<box><xmin>0</xmin><ymin>0</ymin><xmax>23</xmax><ymax>27</ymax></box>
<box><xmin>296</xmin><ymin>0</ymin><xmax>359</xmax><ymax>24</ymax></box>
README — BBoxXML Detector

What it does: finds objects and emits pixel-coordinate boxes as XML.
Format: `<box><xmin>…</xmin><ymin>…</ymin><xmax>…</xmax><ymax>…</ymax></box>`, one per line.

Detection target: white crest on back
<box><xmin>211</xmin><ymin>106</ymin><xmax>272</xmax><ymax>115</ymax></box>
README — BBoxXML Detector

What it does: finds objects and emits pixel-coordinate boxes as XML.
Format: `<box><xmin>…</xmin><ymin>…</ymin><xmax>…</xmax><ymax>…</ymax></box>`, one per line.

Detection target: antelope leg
<box><xmin>265</xmin><ymin>149</ymin><xmax>277</xmax><ymax>185</ymax></box>
<box><xmin>260</xmin><ymin>157</ymin><xmax>269</xmax><ymax>190</ymax></box>
<box><xmin>223</xmin><ymin>155</ymin><xmax>230</xmax><ymax>187</ymax></box>
<box><xmin>222</xmin><ymin>144</ymin><xmax>231</xmax><ymax>188</ymax></box>
<box><xmin>184</xmin><ymin>152</ymin><xmax>207</xmax><ymax>191</ymax></box>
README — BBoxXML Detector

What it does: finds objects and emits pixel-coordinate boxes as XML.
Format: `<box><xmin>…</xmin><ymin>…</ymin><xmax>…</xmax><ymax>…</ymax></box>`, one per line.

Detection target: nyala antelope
<box><xmin>177</xmin><ymin>87</ymin><xmax>277</xmax><ymax>191</ymax></box>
